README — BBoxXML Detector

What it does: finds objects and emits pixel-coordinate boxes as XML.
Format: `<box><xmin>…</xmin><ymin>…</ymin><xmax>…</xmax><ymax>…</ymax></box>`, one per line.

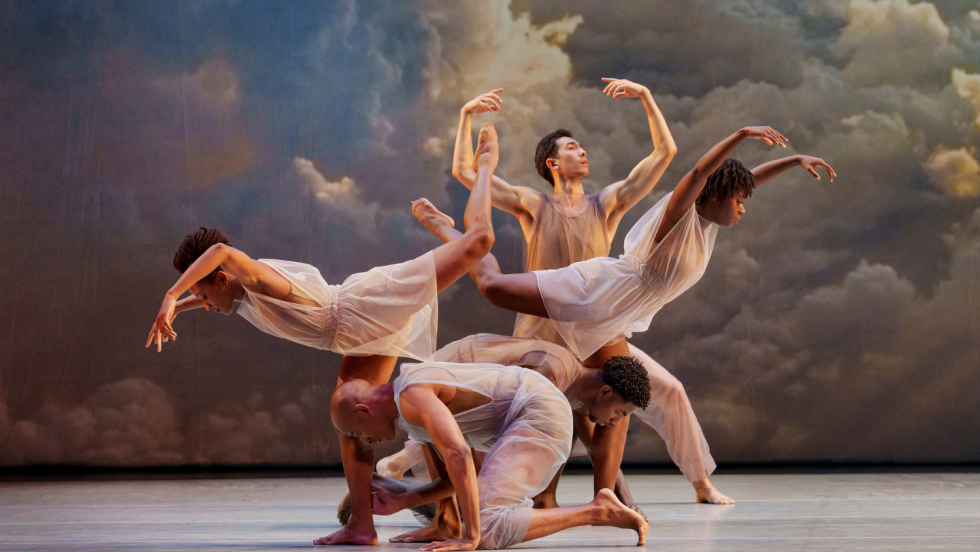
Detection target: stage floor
<box><xmin>1</xmin><ymin>473</ymin><xmax>978</xmax><ymax>551</ymax></box>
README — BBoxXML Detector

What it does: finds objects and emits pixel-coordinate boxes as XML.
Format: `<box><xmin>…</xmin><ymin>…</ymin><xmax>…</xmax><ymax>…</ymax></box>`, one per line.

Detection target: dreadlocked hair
<box><xmin>534</xmin><ymin>129</ymin><xmax>574</xmax><ymax>187</ymax></box>
<box><xmin>600</xmin><ymin>356</ymin><xmax>651</xmax><ymax>409</ymax></box>
<box><xmin>173</xmin><ymin>227</ymin><xmax>231</xmax><ymax>279</ymax></box>
<box><xmin>696</xmin><ymin>158</ymin><xmax>756</xmax><ymax>207</ymax></box>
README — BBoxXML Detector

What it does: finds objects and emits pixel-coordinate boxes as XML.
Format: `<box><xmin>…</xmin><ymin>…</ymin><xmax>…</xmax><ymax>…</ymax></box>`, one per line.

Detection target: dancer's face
<box><xmin>189</xmin><ymin>271</ymin><xmax>236</xmax><ymax>315</ymax></box>
<box><xmin>700</xmin><ymin>192</ymin><xmax>747</xmax><ymax>228</ymax></box>
<box><xmin>587</xmin><ymin>387</ymin><xmax>637</xmax><ymax>427</ymax></box>
<box><xmin>549</xmin><ymin>137</ymin><xmax>589</xmax><ymax>182</ymax></box>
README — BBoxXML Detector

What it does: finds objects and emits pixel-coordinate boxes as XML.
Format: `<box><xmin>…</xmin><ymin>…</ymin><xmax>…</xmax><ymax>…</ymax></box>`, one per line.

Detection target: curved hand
<box><xmin>601</xmin><ymin>77</ymin><xmax>648</xmax><ymax>99</ymax></box>
<box><xmin>149</xmin><ymin>296</ymin><xmax>178</xmax><ymax>352</ymax></box>
<box><xmin>741</xmin><ymin>126</ymin><xmax>788</xmax><ymax>148</ymax></box>
<box><xmin>371</xmin><ymin>485</ymin><xmax>405</xmax><ymax>516</ymax></box>
<box><xmin>419</xmin><ymin>537</ymin><xmax>479</xmax><ymax>552</ymax></box>
<box><xmin>462</xmin><ymin>89</ymin><xmax>504</xmax><ymax>115</ymax></box>
<box><xmin>800</xmin><ymin>155</ymin><xmax>836</xmax><ymax>181</ymax></box>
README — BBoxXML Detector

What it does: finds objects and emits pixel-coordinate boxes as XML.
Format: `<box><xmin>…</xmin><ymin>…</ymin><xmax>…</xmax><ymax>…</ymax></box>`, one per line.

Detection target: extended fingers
<box><xmin>806</xmin><ymin>166</ymin><xmax>821</xmax><ymax>179</ymax></box>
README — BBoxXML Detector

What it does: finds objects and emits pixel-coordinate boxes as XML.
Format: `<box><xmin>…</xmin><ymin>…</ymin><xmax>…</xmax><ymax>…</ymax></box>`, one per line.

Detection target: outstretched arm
<box><xmin>656</xmin><ymin>126</ymin><xmax>787</xmax><ymax>243</ymax></box>
<box><xmin>752</xmin><ymin>155</ymin><xmax>836</xmax><ymax>187</ymax></box>
<box><xmin>598</xmin><ymin>79</ymin><xmax>678</xmax><ymax>230</ymax></box>
<box><xmin>399</xmin><ymin>387</ymin><xmax>481</xmax><ymax>551</ymax></box>
<box><xmin>452</xmin><ymin>90</ymin><xmax>539</xmax><ymax>223</ymax></box>
<box><xmin>150</xmin><ymin>243</ymin><xmax>289</xmax><ymax>351</ymax></box>
<box><xmin>145</xmin><ymin>296</ymin><xmax>203</xmax><ymax>349</ymax></box>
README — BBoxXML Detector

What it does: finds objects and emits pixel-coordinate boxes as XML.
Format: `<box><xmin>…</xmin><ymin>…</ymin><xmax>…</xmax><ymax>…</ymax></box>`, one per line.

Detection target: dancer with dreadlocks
<box><xmin>410</xmin><ymin>125</ymin><xmax>835</xmax><ymax>513</ymax></box>
<box><xmin>146</xmin><ymin>123</ymin><xmax>503</xmax><ymax>546</ymax></box>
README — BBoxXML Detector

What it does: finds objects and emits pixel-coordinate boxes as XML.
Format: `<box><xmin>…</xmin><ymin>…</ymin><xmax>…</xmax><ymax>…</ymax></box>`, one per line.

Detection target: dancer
<box><xmin>423</xmin><ymin>124</ymin><xmax>836</xmax><ymax>505</ymax></box>
<box><xmin>146</xmin><ymin>124</ymin><xmax>503</xmax><ymax>546</ymax></box>
<box><xmin>453</xmin><ymin>80</ymin><xmax>728</xmax><ymax>506</ymax></box>
<box><xmin>332</xmin><ymin>360</ymin><xmax>650</xmax><ymax>550</ymax></box>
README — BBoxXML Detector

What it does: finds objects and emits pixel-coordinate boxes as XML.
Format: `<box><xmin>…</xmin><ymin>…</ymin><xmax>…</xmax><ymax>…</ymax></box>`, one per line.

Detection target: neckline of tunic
<box><xmin>544</xmin><ymin>192</ymin><xmax>596</xmax><ymax>218</ymax></box>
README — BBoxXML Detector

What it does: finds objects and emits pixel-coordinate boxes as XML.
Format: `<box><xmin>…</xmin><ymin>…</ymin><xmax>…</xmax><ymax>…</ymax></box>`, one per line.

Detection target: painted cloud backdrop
<box><xmin>1</xmin><ymin>0</ymin><xmax>978</xmax><ymax>467</ymax></box>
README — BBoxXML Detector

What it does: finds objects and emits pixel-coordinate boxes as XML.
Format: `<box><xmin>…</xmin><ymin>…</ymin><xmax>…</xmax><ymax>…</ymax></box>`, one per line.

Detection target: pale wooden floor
<box><xmin>1</xmin><ymin>473</ymin><xmax>979</xmax><ymax>551</ymax></box>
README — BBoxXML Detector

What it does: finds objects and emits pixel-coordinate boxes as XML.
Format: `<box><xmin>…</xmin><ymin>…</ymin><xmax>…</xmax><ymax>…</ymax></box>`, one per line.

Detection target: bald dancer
<box><xmin>449</xmin><ymin>79</ymin><xmax>729</xmax><ymax>506</ymax></box>
<box><xmin>332</xmin><ymin>360</ymin><xmax>650</xmax><ymax>550</ymax></box>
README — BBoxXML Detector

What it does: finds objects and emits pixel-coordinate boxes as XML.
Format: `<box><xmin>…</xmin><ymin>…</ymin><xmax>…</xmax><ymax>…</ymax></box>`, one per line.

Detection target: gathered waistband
<box><xmin>317</xmin><ymin>284</ymin><xmax>341</xmax><ymax>350</ymax></box>
<box><xmin>622</xmin><ymin>254</ymin><xmax>667</xmax><ymax>299</ymax></box>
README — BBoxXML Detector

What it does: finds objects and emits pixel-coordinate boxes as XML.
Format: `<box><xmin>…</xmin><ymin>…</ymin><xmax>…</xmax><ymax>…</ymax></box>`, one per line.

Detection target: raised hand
<box><xmin>800</xmin><ymin>155</ymin><xmax>836</xmax><ymax>181</ymax></box>
<box><xmin>419</xmin><ymin>537</ymin><xmax>479</xmax><ymax>552</ymax></box>
<box><xmin>148</xmin><ymin>295</ymin><xmax>178</xmax><ymax>352</ymax></box>
<box><xmin>462</xmin><ymin>89</ymin><xmax>504</xmax><ymax>115</ymax></box>
<box><xmin>601</xmin><ymin>78</ymin><xmax>648</xmax><ymax>99</ymax></box>
<box><xmin>472</xmin><ymin>122</ymin><xmax>499</xmax><ymax>172</ymax></box>
<box><xmin>370</xmin><ymin>485</ymin><xmax>403</xmax><ymax>516</ymax></box>
<box><xmin>741</xmin><ymin>126</ymin><xmax>788</xmax><ymax>148</ymax></box>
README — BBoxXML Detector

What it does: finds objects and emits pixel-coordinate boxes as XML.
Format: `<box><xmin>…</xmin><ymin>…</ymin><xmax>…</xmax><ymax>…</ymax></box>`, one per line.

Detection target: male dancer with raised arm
<box><xmin>332</xmin><ymin>359</ymin><xmax>650</xmax><ymax>550</ymax></box>
<box><xmin>448</xmin><ymin>78</ymin><xmax>730</xmax><ymax>507</ymax></box>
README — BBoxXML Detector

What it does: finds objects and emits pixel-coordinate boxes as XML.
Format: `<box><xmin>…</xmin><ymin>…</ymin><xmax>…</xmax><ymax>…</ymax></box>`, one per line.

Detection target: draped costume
<box><xmin>395</xmin><ymin>362</ymin><xmax>573</xmax><ymax>549</ymax></box>
<box><xmin>516</xmin><ymin>191</ymin><xmax>717</xmax><ymax>482</ymax></box>
<box><xmin>237</xmin><ymin>252</ymin><xmax>438</xmax><ymax>361</ymax></box>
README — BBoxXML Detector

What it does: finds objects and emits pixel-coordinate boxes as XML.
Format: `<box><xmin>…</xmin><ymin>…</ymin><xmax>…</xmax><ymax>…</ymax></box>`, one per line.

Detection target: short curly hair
<box><xmin>535</xmin><ymin>129</ymin><xmax>575</xmax><ymax>187</ymax></box>
<box><xmin>600</xmin><ymin>356</ymin><xmax>651</xmax><ymax>409</ymax></box>
<box><xmin>696</xmin><ymin>158</ymin><xmax>756</xmax><ymax>207</ymax></box>
<box><xmin>173</xmin><ymin>227</ymin><xmax>231</xmax><ymax>279</ymax></box>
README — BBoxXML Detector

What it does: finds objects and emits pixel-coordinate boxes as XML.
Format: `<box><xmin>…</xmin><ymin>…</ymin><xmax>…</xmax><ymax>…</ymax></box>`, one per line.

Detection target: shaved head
<box><xmin>330</xmin><ymin>380</ymin><xmax>398</xmax><ymax>445</ymax></box>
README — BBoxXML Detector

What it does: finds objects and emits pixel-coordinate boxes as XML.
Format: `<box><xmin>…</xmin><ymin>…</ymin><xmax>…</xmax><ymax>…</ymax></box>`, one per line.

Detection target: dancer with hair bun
<box><xmin>147</xmin><ymin>123</ymin><xmax>504</xmax><ymax>546</ymax></box>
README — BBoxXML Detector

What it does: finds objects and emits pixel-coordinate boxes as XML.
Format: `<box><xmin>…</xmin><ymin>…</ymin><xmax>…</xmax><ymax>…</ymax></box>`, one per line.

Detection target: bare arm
<box><xmin>145</xmin><ymin>296</ymin><xmax>204</xmax><ymax>349</ymax></box>
<box><xmin>752</xmin><ymin>155</ymin><xmax>836</xmax><ymax>187</ymax></box>
<box><xmin>598</xmin><ymin>79</ymin><xmax>678</xmax><ymax>229</ymax></box>
<box><xmin>656</xmin><ymin>126</ymin><xmax>787</xmax><ymax>243</ymax></box>
<box><xmin>150</xmin><ymin>243</ymin><xmax>290</xmax><ymax>350</ymax></box>
<box><xmin>400</xmin><ymin>387</ymin><xmax>481</xmax><ymax>551</ymax></box>
<box><xmin>452</xmin><ymin>90</ymin><xmax>540</xmax><ymax>223</ymax></box>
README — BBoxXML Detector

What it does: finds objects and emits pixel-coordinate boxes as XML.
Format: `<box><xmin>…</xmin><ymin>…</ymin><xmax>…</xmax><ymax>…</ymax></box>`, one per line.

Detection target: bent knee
<box><xmin>467</xmin><ymin>221</ymin><xmax>495</xmax><ymax>256</ymax></box>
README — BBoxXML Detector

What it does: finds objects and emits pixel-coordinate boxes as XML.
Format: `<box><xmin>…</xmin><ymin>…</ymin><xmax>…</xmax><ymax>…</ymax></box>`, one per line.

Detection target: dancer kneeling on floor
<box><xmin>331</xmin><ymin>360</ymin><xmax>651</xmax><ymax>550</ymax></box>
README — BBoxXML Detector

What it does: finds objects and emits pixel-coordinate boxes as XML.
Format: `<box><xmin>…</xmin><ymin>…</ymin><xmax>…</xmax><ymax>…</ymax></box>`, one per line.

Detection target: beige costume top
<box><xmin>535</xmin><ymin>192</ymin><xmax>718</xmax><ymax>360</ymax></box>
<box><xmin>237</xmin><ymin>251</ymin><xmax>438</xmax><ymax>361</ymax></box>
<box><xmin>513</xmin><ymin>192</ymin><xmax>610</xmax><ymax>348</ymax></box>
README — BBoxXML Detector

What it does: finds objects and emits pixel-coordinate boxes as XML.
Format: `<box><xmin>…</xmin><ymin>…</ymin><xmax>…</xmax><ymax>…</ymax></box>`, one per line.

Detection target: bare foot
<box><xmin>618</xmin><ymin>496</ymin><xmax>648</xmax><ymax>521</ymax></box>
<box><xmin>390</xmin><ymin>517</ymin><xmax>462</xmax><ymax>543</ymax></box>
<box><xmin>471</xmin><ymin>122</ymin><xmax>499</xmax><ymax>172</ymax></box>
<box><xmin>377</xmin><ymin>449</ymin><xmax>409</xmax><ymax>480</ymax></box>
<box><xmin>532</xmin><ymin>491</ymin><xmax>561</xmax><ymax>509</ymax></box>
<box><xmin>593</xmin><ymin>488</ymin><xmax>649</xmax><ymax>546</ymax></box>
<box><xmin>412</xmin><ymin>198</ymin><xmax>456</xmax><ymax>242</ymax></box>
<box><xmin>336</xmin><ymin>492</ymin><xmax>352</xmax><ymax>525</ymax></box>
<box><xmin>694</xmin><ymin>479</ymin><xmax>734</xmax><ymax>505</ymax></box>
<box><xmin>314</xmin><ymin>524</ymin><xmax>377</xmax><ymax>545</ymax></box>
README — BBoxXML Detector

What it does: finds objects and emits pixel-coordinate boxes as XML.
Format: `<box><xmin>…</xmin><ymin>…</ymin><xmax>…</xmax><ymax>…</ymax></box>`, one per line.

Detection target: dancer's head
<box><xmin>331</xmin><ymin>380</ymin><xmax>398</xmax><ymax>445</ymax></box>
<box><xmin>696</xmin><ymin>158</ymin><xmax>755</xmax><ymax>227</ymax></box>
<box><xmin>588</xmin><ymin>356</ymin><xmax>651</xmax><ymax>427</ymax></box>
<box><xmin>173</xmin><ymin>227</ymin><xmax>236</xmax><ymax>314</ymax></box>
<box><xmin>536</xmin><ymin>129</ymin><xmax>589</xmax><ymax>187</ymax></box>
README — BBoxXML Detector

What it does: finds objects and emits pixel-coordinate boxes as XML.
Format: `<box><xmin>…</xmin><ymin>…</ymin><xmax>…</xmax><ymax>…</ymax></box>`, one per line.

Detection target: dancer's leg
<box><xmin>391</xmin><ymin>444</ymin><xmax>462</xmax><ymax>543</ymax></box>
<box><xmin>626</xmin><ymin>343</ymin><xmax>732</xmax><ymax>504</ymax></box>
<box><xmin>426</xmin><ymin>123</ymin><xmax>498</xmax><ymax>293</ymax></box>
<box><xmin>532</xmin><ymin>464</ymin><xmax>565</xmax><ymax>509</ymax></box>
<box><xmin>413</xmin><ymin>201</ymin><xmax>547</xmax><ymax>317</ymax></box>
<box><xmin>563</xmin><ymin>410</ymin><xmax>646</xmax><ymax>519</ymax></box>
<box><xmin>376</xmin><ymin>448</ymin><xmax>411</xmax><ymax>479</ymax></box>
<box><xmin>522</xmin><ymin>489</ymin><xmax>647</xmax><ymax>545</ymax></box>
<box><xmin>316</xmin><ymin>355</ymin><xmax>398</xmax><ymax>545</ymax></box>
